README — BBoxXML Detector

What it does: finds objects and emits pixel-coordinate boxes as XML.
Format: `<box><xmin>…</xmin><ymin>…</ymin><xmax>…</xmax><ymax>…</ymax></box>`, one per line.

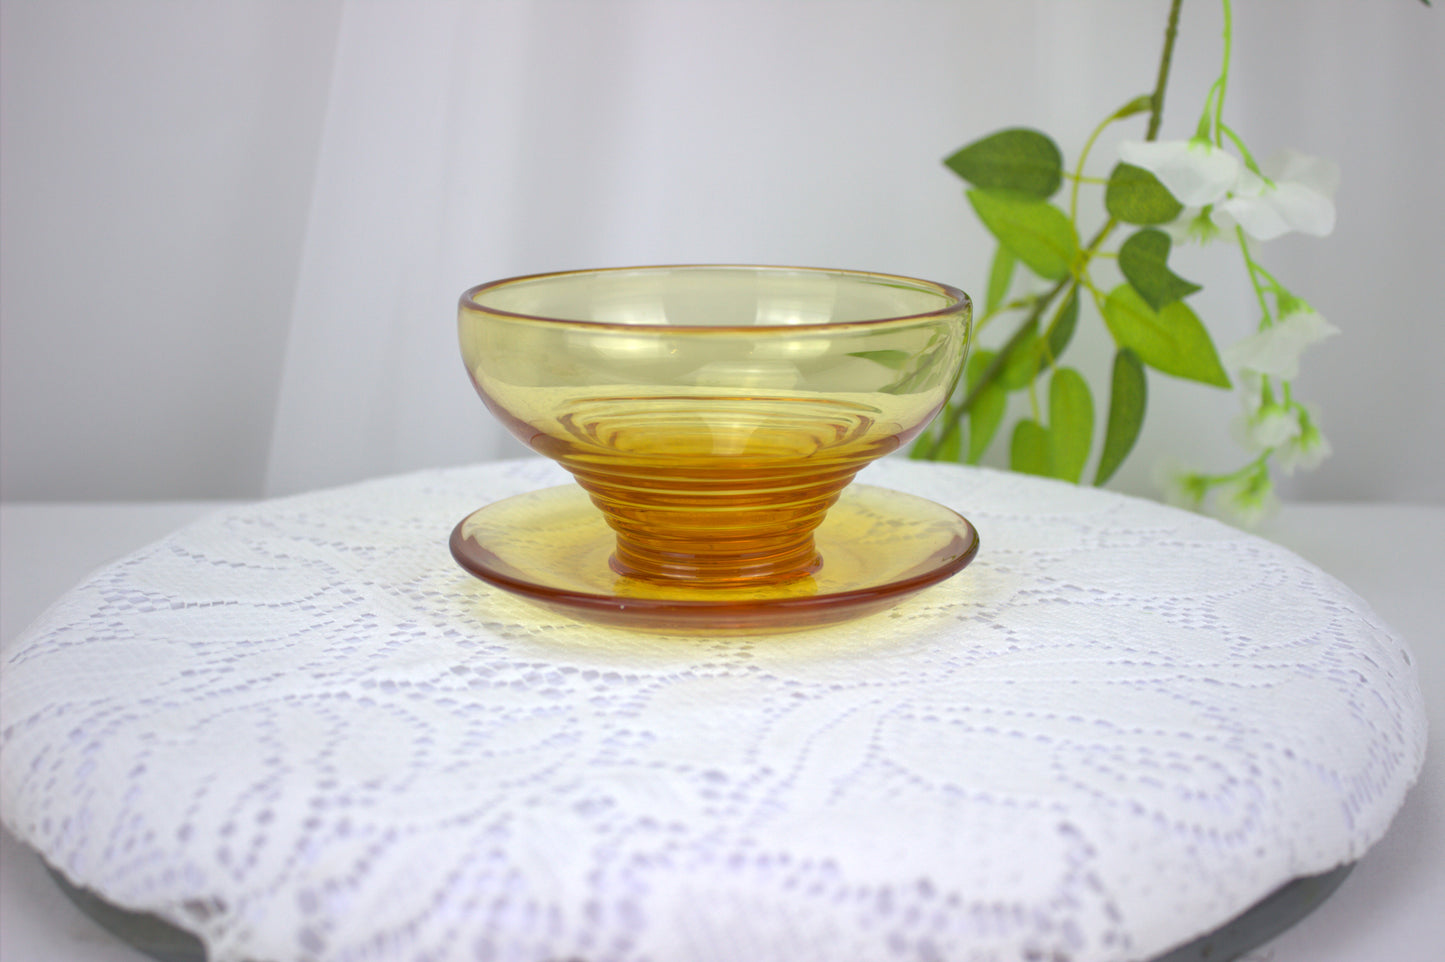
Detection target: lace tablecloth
<box><xmin>0</xmin><ymin>459</ymin><xmax>1427</xmax><ymax>962</ymax></box>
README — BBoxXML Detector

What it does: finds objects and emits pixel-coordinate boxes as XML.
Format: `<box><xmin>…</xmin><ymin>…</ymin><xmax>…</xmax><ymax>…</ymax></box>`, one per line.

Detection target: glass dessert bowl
<box><xmin>451</xmin><ymin>265</ymin><xmax>977</xmax><ymax>632</ymax></box>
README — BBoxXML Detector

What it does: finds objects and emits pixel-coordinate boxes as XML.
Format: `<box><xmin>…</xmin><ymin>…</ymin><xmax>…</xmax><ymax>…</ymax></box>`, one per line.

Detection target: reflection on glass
<box><xmin>454</xmin><ymin>265</ymin><xmax>976</xmax><ymax>629</ymax></box>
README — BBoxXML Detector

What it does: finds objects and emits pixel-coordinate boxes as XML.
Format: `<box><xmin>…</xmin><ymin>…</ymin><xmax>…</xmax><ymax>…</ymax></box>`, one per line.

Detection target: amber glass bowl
<box><xmin>454</xmin><ymin>265</ymin><xmax>974</xmax><ymax>630</ymax></box>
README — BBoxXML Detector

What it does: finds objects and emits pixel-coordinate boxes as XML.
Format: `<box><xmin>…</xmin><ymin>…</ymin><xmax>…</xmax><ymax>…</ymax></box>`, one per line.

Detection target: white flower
<box><xmin>1118</xmin><ymin>141</ymin><xmax>1339</xmax><ymax>242</ymax></box>
<box><xmin>1153</xmin><ymin>457</ymin><xmax>1210</xmax><ymax>510</ymax></box>
<box><xmin>1220</xmin><ymin>465</ymin><xmax>1279</xmax><ymax>527</ymax></box>
<box><xmin>1223</xmin><ymin>307</ymin><xmax>1339</xmax><ymax>381</ymax></box>
<box><xmin>1214</xmin><ymin>150</ymin><xmax>1339</xmax><ymax>240</ymax></box>
<box><xmin>1276</xmin><ymin>406</ymin><xmax>1332</xmax><ymax>474</ymax></box>
<box><xmin>1171</xmin><ymin>209</ymin><xmax>1225</xmax><ymax>245</ymax></box>
<box><xmin>1119</xmin><ymin>139</ymin><xmax>1241</xmax><ymax>206</ymax></box>
<box><xmin>1235</xmin><ymin>401</ymin><xmax>1302</xmax><ymax>452</ymax></box>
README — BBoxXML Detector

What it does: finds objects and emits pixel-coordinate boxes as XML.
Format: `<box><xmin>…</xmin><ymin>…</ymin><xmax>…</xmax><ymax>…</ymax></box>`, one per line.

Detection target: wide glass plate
<box><xmin>449</xmin><ymin>483</ymin><xmax>980</xmax><ymax>633</ymax></box>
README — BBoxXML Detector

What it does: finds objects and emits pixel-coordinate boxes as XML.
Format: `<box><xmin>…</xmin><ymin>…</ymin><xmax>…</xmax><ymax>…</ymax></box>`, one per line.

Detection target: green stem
<box><xmin>1233</xmin><ymin>221</ymin><xmax>1286</xmax><ymax>415</ymax></box>
<box><xmin>1213</xmin><ymin>0</ymin><xmax>1234</xmax><ymax>145</ymax></box>
<box><xmin>1195</xmin><ymin>79</ymin><xmax>1222</xmax><ymax>140</ymax></box>
<box><xmin>975</xmin><ymin>293</ymin><xmax>1046</xmax><ymax>336</ymax></box>
<box><xmin>922</xmin><ymin>223</ymin><xmax>1115</xmax><ymax>458</ymax></box>
<box><xmin>1191</xmin><ymin>450</ymin><xmax>1270</xmax><ymax>489</ymax></box>
<box><xmin>920</xmin><ymin>282</ymin><xmax>1063</xmax><ymax>457</ymax></box>
<box><xmin>1234</xmin><ymin>225</ymin><xmax>1273</xmax><ymax>328</ymax></box>
<box><xmin>1248</xmin><ymin>261</ymin><xmax>1285</xmax><ymax>291</ymax></box>
<box><xmin>1148</xmin><ymin>0</ymin><xmax>1185</xmax><ymax>141</ymax></box>
<box><xmin>922</xmin><ymin>0</ymin><xmax>1183</xmax><ymax>460</ymax></box>
<box><xmin>1219</xmin><ymin>123</ymin><xmax>1262</xmax><ymax>174</ymax></box>
<box><xmin>1072</xmin><ymin>114</ymin><xmax>1120</xmax><ymax>222</ymax></box>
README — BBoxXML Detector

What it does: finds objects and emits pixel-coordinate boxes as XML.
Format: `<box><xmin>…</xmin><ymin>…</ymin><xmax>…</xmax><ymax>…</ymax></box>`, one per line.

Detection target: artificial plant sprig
<box><xmin>914</xmin><ymin>0</ymin><xmax>1191</xmax><ymax>482</ymax></box>
<box><xmin>909</xmin><ymin>0</ymin><xmax>1422</xmax><ymax>523</ymax></box>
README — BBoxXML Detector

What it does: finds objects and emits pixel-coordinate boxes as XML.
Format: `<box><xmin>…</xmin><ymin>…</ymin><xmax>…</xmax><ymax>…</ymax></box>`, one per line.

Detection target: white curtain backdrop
<box><xmin>263</xmin><ymin>0</ymin><xmax>1042</xmax><ymax>496</ymax></box>
<box><xmin>3</xmin><ymin>0</ymin><xmax>1442</xmax><ymax>503</ymax></box>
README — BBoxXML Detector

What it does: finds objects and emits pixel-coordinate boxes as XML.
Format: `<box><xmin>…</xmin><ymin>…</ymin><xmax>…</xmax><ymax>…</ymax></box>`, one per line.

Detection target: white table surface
<box><xmin>1</xmin><ymin>497</ymin><xmax>1441</xmax><ymax>962</ymax></box>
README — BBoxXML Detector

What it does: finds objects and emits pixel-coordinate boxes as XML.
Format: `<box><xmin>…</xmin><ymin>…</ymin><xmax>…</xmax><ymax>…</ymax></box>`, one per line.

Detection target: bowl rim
<box><xmin>459</xmin><ymin>264</ymin><xmax>971</xmax><ymax>333</ymax></box>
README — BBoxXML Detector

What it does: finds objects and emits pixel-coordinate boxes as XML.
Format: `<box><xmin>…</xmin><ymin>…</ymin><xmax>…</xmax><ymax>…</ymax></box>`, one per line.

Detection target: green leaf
<box><xmin>913</xmin><ymin>407</ymin><xmax>959</xmax><ymax>462</ymax></box>
<box><xmin>1110</xmin><ymin>94</ymin><xmax>1155</xmax><ymax>120</ymax></box>
<box><xmin>1101</xmin><ymin>284</ymin><xmax>1231</xmax><ymax>387</ymax></box>
<box><xmin>944</xmin><ymin>128</ymin><xmax>1064</xmax><ymax>199</ymax></box>
<box><xmin>1105</xmin><ymin>163</ymin><xmax>1184</xmax><ymax>225</ymax></box>
<box><xmin>1094</xmin><ymin>348</ymin><xmax>1147</xmax><ymax>486</ymax></box>
<box><xmin>966</xmin><ymin>349</ymin><xmax>997</xmax><ymax>390</ymax></box>
<box><xmin>999</xmin><ymin>322</ymin><xmax>1042</xmax><ymax>390</ymax></box>
<box><xmin>909</xmin><ymin>416</ymin><xmax>948</xmax><ymax>459</ymax></box>
<box><xmin>967</xmin><ymin>384</ymin><xmax>1006</xmax><ymax>464</ymax></box>
<box><xmin>936</xmin><ymin>423</ymin><xmax>963</xmax><ymax>462</ymax></box>
<box><xmin>965</xmin><ymin>350</ymin><xmax>1007</xmax><ymax>463</ymax></box>
<box><xmin>985</xmin><ymin>244</ymin><xmax>1017</xmax><ymax>314</ymax></box>
<box><xmin>967</xmin><ymin>189</ymin><xmax>1079</xmax><ymax>281</ymax></box>
<box><xmin>1010</xmin><ymin>419</ymin><xmax>1052</xmax><ymax>477</ymax></box>
<box><xmin>847</xmin><ymin>349</ymin><xmax>912</xmax><ymax>369</ymax></box>
<box><xmin>908</xmin><ymin>426</ymin><xmax>943</xmax><ymax>459</ymax></box>
<box><xmin>1048</xmin><ymin>367</ymin><xmax>1094</xmax><ymax>483</ymax></box>
<box><xmin>1043</xmin><ymin>286</ymin><xmax>1079</xmax><ymax>366</ymax></box>
<box><xmin>1118</xmin><ymin>229</ymin><xmax>1202</xmax><ymax>311</ymax></box>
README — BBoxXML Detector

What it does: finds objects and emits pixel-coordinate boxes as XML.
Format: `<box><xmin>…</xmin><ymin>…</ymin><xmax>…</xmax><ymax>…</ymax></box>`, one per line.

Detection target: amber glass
<box><xmin>458</xmin><ymin>265</ymin><xmax>971</xmax><ymax>595</ymax></box>
<box><xmin>450</xmin><ymin>483</ymin><xmax>978</xmax><ymax>633</ymax></box>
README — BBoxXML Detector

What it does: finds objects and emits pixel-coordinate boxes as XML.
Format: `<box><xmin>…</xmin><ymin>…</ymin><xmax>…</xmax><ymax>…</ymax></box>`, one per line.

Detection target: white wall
<box><xmin>1232</xmin><ymin>2</ymin><xmax>1445</xmax><ymax>502</ymax></box>
<box><xmin>0</xmin><ymin>0</ymin><xmax>342</xmax><ymax>499</ymax></box>
<box><xmin>3</xmin><ymin>0</ymin><xmax>1441</xmax><ymax>503</ymax></box>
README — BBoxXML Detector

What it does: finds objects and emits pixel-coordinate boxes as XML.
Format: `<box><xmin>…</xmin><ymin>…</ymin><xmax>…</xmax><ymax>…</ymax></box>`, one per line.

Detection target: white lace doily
<box><xmin>0</xmin><ymin>459</ymin><xmax>1426</xmax><ymax>962</ymax></box>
